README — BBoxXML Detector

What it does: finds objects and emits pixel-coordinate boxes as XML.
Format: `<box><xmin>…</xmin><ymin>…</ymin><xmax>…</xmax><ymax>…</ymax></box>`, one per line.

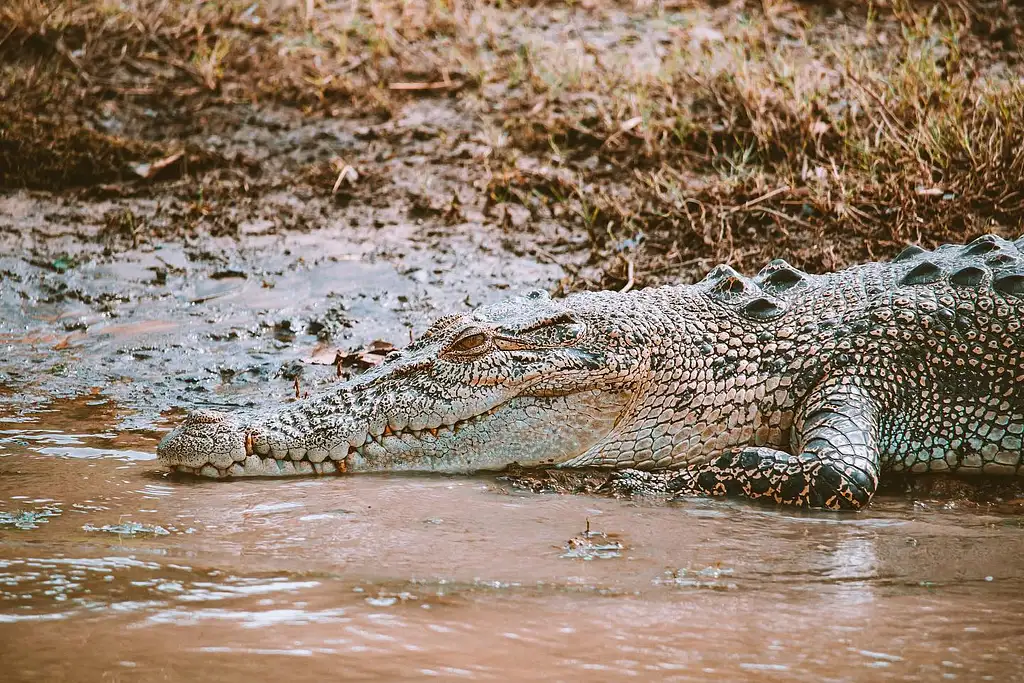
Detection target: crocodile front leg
<box><xmin>612</xmin><ymin>381</ymin><xmax>881</xmax><ymax>510</ymax></box>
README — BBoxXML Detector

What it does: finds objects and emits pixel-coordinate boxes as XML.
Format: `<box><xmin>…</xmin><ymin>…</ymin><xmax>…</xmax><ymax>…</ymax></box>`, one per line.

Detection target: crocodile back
<box><xmin>580</xmin><ymin>234</ymin><xmax>1024</xmax><ymax>475</ymax></box>
<box><xmin>746</xmin><ymin>234</ymin><xmax>1024</xmax><ymax>474</ymax></box>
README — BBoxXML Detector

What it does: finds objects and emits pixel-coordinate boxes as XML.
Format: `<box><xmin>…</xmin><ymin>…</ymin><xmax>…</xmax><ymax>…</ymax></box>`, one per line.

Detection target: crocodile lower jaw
<box><xmin>167</xmin><ymin>405</ymin><xmax>504</xmax><ymax>478</ymax></box>
<box><xmin>169</xmin><ymin>453</ymin><xmax>348</xmax><ymax>478</ymax></box>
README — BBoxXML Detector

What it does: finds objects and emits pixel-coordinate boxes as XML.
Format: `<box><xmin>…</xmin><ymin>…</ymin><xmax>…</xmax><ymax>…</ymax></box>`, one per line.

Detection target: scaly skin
<box><xmin>157</xmin><ymin>235</ymin><xmax>1024</xmax><ymax>509</ymax></box>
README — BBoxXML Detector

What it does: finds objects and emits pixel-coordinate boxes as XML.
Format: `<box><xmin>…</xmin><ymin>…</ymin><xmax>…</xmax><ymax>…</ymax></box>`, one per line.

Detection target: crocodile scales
<box><xmin>157</xmin><ymin>234</ymin><xmax>1024</xmax><ymax>509</ymax></box>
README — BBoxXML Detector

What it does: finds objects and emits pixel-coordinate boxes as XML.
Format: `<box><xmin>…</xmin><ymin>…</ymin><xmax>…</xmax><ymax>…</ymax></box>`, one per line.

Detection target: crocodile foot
<box><xmin>603</xmin><ymin>469</ymin><xmax>677</xmax><ymax>496</ymax></box>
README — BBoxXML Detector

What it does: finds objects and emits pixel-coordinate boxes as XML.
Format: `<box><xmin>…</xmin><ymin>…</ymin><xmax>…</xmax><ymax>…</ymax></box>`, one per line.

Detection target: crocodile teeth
<box><xmin>348</xmin><ymin>427</ymin><xmax>367</xmax><ymax>448</ymax></box>
<box><xmin>173</xmin><ymin>406</ymin><xmax>507</xmax><ymax>479</ymax></box>
<box><xmin>171</xmin><ymin>453</ymin><xmax>347</xmax><ymax>479</ymax></box>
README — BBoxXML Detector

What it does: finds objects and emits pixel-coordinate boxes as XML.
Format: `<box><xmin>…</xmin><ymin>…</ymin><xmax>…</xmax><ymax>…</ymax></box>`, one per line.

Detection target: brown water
<box><xmin>2</xmin><ymin>399</ymin><xmax>1023</xmax><ymax>682</ymax></box>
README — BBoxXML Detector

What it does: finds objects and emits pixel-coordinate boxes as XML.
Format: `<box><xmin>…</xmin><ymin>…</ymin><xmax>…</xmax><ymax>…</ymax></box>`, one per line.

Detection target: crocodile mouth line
<box><xmin>168</xmin><ymin>405</ymin><xmax>503</xmax><ymax>478</ymax></box>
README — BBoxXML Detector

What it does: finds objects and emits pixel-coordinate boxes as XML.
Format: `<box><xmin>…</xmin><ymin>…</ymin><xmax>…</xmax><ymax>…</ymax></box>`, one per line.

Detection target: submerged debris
<box><xmin>0</xmin><ymin>507</ymin><xmax>62</xmax><ymax>530</ymax></box>
<box><xmin>364</xmin><ymin>591</ymin><xmax>418</xmax><ymax>607</ymax></box>
<box><xmin>653</xmin><ymin>566</ymin><xmax>738</xmax><ymax>591</ymax></box>
<box><xmin>561</xmin><ymin>519</ymin><xmax>624</xmax><ymax>560</ymax></box>
<box><xmin>82</xmin><ymin>522</ymin><xmax>171</xmax><ymax>536</ymax></box>
<box><xmin>497</xmin><ymin>465</ymin><xmax>611</xmax><ymax>495</ymax></box>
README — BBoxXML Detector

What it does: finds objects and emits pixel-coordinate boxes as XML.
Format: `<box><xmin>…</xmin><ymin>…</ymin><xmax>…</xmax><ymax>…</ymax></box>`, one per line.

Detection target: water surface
<box><xmin>1</xmin><ymin>400</ymin><xmax>1022</xmax><ymax>681</ymax></box>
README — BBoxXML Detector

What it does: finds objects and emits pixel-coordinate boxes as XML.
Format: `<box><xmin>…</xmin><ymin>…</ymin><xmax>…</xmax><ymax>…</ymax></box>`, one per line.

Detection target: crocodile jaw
<box><xmin>156</xmin><ymin>390</ymin><xmax>631</xmax><ymax>479</ymax></box>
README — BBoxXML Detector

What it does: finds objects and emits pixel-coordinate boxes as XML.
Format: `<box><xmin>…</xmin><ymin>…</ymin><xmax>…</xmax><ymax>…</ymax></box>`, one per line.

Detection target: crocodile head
<box><xmin>157</xmin><ymin>289</ymin><xmax>645</xmax><ymax>478</ymax></box>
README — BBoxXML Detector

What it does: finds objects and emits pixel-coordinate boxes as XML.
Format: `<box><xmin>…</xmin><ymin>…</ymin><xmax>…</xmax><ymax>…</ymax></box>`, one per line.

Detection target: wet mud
<box><xmin>0</xmin><ymin>175</ymin><xmax>563</xmax><ymax>425</ymax></box>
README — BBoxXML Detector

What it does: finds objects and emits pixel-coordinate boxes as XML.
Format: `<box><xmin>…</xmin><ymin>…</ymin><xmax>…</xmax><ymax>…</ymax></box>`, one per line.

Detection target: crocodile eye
<box><xmin>448</xmin><ymin>332</ymin><xmax>488</xmax><ymax>354</ymax></box>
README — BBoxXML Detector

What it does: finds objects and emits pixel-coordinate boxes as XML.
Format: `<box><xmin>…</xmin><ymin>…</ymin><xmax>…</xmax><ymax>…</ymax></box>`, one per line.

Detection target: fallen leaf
<box><xmin>303</xmin><ymin>342</ymin><xmax>341</xmax><ymax>366</ymax></box>
<box><xmin>306</xmin><ymin>340</ymin><xmax>396</xmax><ymax>373</ymax></box>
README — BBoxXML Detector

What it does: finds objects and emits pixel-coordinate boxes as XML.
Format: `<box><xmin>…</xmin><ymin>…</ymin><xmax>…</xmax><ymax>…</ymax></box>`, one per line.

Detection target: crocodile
<box><xmin>157</xmin><ymin>234</ymin><xmax>1024</xmax><ymax>509</ymax></box>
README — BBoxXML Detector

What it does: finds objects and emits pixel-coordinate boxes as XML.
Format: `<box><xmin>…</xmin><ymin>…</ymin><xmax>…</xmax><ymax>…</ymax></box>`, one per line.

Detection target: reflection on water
<box><xmin>1</xmin><ymin>403</ymin><xmax>1023</xmax><ymax>681</ymax></box>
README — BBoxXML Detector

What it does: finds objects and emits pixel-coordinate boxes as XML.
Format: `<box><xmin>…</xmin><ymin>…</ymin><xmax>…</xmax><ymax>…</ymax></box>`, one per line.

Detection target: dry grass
<box><xmin>0</xmin><ymin>0</ymin><xmax>476</xmax><ymax>110</ymax></box>
<box><xmin>486</xmin><ymin>0</ymin><xmax>1024</xmax><ymax>282</ymax></box>
<box><xmin>0</xmin><ymin>0</ymin><xmax>477</xmax><ymax>188</ymax></box>
<box><xmin>1</xmin><ymin>0</ymin><xmax>1022</xmax><ymax>283</ymax></box>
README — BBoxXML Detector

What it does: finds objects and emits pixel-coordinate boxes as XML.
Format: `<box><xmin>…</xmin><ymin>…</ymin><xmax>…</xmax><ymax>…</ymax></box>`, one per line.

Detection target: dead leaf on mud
<box><xmin>346</xmin><ymin>340</ymin><xmax>395</xmax><ymax>368</ymax></box>
<box><xmin>130</xmin><ymin>151</ymin><xmax>184</xmax><ymax>179</ymax></box>
<box><xmin>304</xmin><ymin>340</ymin><xmax>395</xmax><ymax>373</ymax></box>
<box><xmin>304</xmin><ymin>343</ymin><xmax>339</xmax><ymax>366</ymax></box>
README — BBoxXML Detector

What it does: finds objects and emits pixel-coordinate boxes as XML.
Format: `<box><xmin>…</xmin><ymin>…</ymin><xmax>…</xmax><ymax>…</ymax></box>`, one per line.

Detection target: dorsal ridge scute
<box><xmin>888</xmin><ymin>233</ymin><xmax>1024</xmax><ymax>298</ymax></box>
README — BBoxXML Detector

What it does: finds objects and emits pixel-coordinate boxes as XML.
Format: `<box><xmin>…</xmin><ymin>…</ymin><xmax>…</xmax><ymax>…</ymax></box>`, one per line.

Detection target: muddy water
<box><xmin>2</xmin><ymin>406</ymin><xmax>1024</xmax><ymax>682</ymax></box>
<box><xmin>2</xmin><ymin>204</ymin><xmax>1024</xmax><ymax>681</ymax></box>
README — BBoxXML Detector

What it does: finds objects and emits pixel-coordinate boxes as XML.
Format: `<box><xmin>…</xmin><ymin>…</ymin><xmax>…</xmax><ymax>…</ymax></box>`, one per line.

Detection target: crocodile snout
<box><xmin>157</xmin><ymin>409</ymin><xmax>248</xmax><ymax>475</ymax></box>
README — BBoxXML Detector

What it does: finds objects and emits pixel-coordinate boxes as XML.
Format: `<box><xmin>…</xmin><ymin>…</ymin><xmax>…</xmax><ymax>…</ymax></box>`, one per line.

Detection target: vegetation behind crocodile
<box><xmin>157</xmin><ymin>234</ymin><xmax>1024</xmax><ymax>509</ymax></box>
